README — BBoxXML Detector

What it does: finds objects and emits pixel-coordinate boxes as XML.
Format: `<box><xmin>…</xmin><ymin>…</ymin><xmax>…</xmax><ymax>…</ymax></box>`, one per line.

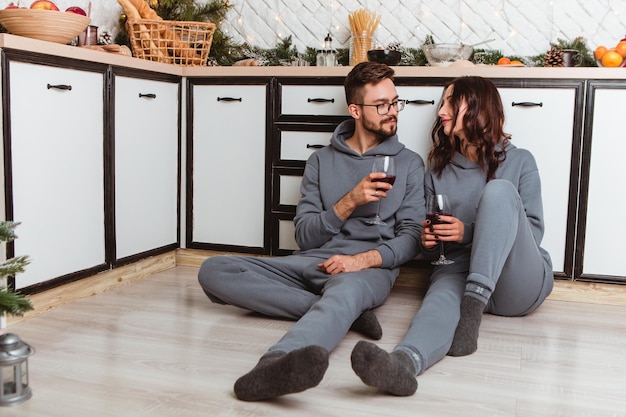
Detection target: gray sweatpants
<box><xmin>198</xmin><ymin>254</ymin><xmax>397</xmax><ymax>353</ymax></box>
<box><xmin>396</xmin><ymin>180</ymin><xmax>554</xmax><ymax>372</ymax></box>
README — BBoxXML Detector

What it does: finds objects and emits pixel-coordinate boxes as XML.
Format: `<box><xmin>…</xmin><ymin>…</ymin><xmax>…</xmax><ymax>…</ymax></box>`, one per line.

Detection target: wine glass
<box><xmin>366</xmin><ymin>155</ymin><xmax>396</xmax><ymax>225</ymax></box>
<box><xmin>426</xmin><ymin>194</ymin><xmax>454</xmax><ymax>265</ymax></box>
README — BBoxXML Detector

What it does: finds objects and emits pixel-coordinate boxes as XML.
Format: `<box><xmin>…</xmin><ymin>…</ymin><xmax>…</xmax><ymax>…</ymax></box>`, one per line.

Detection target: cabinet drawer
<box><xmin>281</xmin><ymin>85</ymin><xmax>348</xmax><ymax>115</ymax></box>
<box><xmin>280</xmin><ymin>130</ymin><xmax>331</xmax><ymax>161</ymax></box>
<box><xmin>279</xmin><ymin>219</ymin><xmax>299</xmax><ymax>251</ymax></box>
<box><xmin>278</xmin><ymin>173</ymin><xmax>303</xmax><ymax>207</ymax></box>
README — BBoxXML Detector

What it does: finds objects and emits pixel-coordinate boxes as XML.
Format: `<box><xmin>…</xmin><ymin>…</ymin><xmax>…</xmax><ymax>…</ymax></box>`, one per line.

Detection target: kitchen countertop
<box><xmin>2</xmin><ymin>33</ymin><xmax>625</xmax><ymax>80</ymax></box>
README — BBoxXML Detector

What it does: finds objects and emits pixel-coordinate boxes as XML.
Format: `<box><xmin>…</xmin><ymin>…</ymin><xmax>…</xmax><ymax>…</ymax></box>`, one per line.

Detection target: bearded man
<box><xmin>198</xmin><ymin>61</ymin><xmax>425</xmax><ymax>401</ymax></box>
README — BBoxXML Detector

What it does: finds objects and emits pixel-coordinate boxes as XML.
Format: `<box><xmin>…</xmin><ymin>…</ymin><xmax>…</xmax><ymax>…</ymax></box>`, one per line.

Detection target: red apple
<box><xmin>29</xmin><ymin>0</ymin><xmax>59</xmax><ymax>11</ymax></box>
<box><xmin>5</xmin><ymin>2</ymin><xmax>24</xmax><ymax>8</ymax></box>
<box><xmin>65</xmin><ymin>6</ymin><xmax>86</xmax><ymax>15</ymax></box>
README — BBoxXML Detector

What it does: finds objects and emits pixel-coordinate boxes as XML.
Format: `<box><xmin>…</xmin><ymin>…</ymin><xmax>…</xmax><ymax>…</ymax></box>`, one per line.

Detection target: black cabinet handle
<box><xmin>139</xmin><ymin>93</ymin><xmax>156</xmax><ymax>99</ymax></box>
<box><xmin>217</xmin><ymin>97</ymin><xmax>242</xmax><ymax>102</ymax></box>
<box><xmin>47</xmin><ymin>83</ymin><xmax>72</xmax><ymax>91</ymax></box>
<box><xmin>405</xmin><ymin>99</ymin><xmax>435</xmax><ymax>105</ymax></box>
<box><xmin>307</xmin><ymin>98</ymin><xmax>335</xmax><ymax>103</ymax></box>
<box><xmin>306</xmin><ymin>144</ymin><xmax>325</xmax><ymax>149</ymax></box>
<box><xmin>512</xmin><ymin>101</ymin><xmax>543</xmax><ymax>107</ymax></box>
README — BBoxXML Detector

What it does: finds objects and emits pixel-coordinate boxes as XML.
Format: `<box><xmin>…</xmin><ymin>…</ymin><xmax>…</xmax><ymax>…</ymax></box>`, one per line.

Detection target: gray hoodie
<box><xmin>294</xmin><ymin>119</ymin><xmax>425</xmax><ymax>269</ymax></box>
<box><xmin>423</xmin><ymin>140</ymin><xmax>552</xmax><ymax>273</ymax></box>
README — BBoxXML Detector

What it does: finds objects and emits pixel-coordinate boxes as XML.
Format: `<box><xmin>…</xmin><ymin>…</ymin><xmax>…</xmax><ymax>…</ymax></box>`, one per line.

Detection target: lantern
<box><xmin>0</xmin><ymin>333</ymin><xmax>34</xmax><ymax>406</ymax></box>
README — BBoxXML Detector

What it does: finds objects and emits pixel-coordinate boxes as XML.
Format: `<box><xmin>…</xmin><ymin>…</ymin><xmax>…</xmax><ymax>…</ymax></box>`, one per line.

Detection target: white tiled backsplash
<box><xmin>20</xmin><ymin>0</ymin><xmax>626</xmax><ymax>58</ymax></box>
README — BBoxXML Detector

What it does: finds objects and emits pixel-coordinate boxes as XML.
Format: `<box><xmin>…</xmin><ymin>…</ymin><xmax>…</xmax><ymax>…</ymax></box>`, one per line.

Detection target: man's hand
<box><xmin>317</xmin><ymin>250</ymin><xmax>383</xmax><ymax>275</ymax></box>
<box><xmin>333</xmin><ymin>172</ymin><xmax>392</xmax><ymax>221</ymax></box>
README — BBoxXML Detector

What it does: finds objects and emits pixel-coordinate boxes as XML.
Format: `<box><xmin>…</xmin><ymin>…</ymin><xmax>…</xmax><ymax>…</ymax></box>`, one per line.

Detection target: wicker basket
<box><xmin>126</xmin><ymin>19</ymin><xmax>216</xmax><ymax>66</ymax></box>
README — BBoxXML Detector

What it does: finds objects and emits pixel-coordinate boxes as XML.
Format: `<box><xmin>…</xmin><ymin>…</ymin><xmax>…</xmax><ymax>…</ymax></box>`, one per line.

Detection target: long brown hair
<box><xmin>429</xmin><ymin>76</ymin><xmax>510</xmax><ymax>180</ymax></box>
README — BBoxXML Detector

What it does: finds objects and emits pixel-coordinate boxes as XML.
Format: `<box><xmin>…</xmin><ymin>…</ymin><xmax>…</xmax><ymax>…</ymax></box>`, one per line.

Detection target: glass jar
<box><xmin>316</xmin><ymin>49</ymin><xmax>325</xmax><ymax>66</ymax></box>
<box><xmin>325</xmin><ymin>49</ymin><xmax>337</xmax><ymax>67</ymax></box>
<box><xmin>350</xmin><ymin>31</ymin><xmax>374</xmax><ymax>66</ymax></box>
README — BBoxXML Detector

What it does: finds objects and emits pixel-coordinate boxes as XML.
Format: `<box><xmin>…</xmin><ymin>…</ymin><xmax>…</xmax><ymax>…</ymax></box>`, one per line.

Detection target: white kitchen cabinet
<box><xmin>496</xmin><ymin>85</ymin><xmax>581</xmax><ymax>278</ymax></box>
<box><xmin>6</xmin><ymin>60</ymin><xmax>107</xmax><ymax>289</ymax></box>
<box><xmin>395</xmin><ymin>85</ymin><xmax>443</xmax><ymax>162</ymax></box>
<box><xmin>271</xmin><ymin>80</ymin><xmax>349</xmax><ymax>254</ymax></box>
<box><xmin>113</xmin><ymin>74</ymin><xmax>180</xmax><ymax>261</ymax></box>
<box><xmin>189</xmin><ymin>80</ymin><xmax>269</xmax><ymax>252</ymax></box>
<box><xmin>577</xmin><ymin>82</ymin><xmax>626</xmax><ymax>282</ymax></box>
<box><xmin>381</xmin><ymin>83</ymin><xmax>581</xmax><ymax>278</ymax></box>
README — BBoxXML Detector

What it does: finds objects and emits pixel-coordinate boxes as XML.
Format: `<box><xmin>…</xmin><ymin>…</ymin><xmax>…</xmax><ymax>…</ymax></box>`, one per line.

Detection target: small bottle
<box><xmin>316</xmin><ymin>49</ymin><xmax>325</xmax><ymax>66</ymax></box>
<box><xmin>323</xmin><ymin>33</ymin><xmax>337</xmax><ymax>67</ymax></box>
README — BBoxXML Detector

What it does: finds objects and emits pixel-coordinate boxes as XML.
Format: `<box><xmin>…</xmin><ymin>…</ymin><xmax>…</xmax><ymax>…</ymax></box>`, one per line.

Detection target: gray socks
<box><xmin>448</xmin><ymin>295</ymin><xmax>486</xmax><ymax>356</ymax></box>
<box><xmin>234</xmin><ymin>346</ymin><xmax>329</xmax><ymax>401</ymax></box>
<box><xmin>350</xmin><ymin>341</ymin><xmax>418</xmax><ymax>396</ymax></box>
<box><xmin>350</xmin><ymin>310</ymin><xmax>382</xmax><ymax>340</ymax></box>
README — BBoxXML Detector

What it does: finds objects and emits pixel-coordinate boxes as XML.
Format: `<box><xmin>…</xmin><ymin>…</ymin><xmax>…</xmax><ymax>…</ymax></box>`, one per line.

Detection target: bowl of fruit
<box><xmin>594</xmin><ymin>40</ymin><xmax>626</xmax><ymax>67</ymax></box>
<box><xmin>0</xmin><ymin>1</ymin><xmax>90</xmax><ymax>45</ymax></box>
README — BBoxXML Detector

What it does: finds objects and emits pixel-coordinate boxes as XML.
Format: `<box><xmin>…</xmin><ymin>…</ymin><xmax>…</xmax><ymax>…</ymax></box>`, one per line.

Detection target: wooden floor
<box><xmin>4</xmin><ymin>265</ymin><xmax>626</xmax><ymax>417</ymax></box>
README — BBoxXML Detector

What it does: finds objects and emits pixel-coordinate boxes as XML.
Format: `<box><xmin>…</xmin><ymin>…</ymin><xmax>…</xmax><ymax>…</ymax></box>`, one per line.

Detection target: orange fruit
<box><xmin>615</xmin><ymin>41</ymin><xmax>626</xmax><ymax>57</ymax></box>
<box><xmin>601</xmin><ymin>50</ymin><xmax>623</xmax><ymax>67</ymax></box>
<box><xmin>594</xmin><ymin>45</ymin><xmax>608</xmax><ymax>60</ymax></box>
<box><xmin>497</xmin><ymin>57</ymin><xmax>511</xmax><ymax>65</ymax></box>
<box><xmin>510</xmin><ymin>60</ymin><xmax>523</xmax><ymax>65</ymax></box>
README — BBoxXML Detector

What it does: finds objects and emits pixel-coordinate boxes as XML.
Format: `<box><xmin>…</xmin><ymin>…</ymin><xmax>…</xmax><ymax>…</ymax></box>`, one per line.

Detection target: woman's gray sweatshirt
<box><xmin>422</xmin><ymin>140</ymin><xmax>552</xmax><ymax>273</ymax></box>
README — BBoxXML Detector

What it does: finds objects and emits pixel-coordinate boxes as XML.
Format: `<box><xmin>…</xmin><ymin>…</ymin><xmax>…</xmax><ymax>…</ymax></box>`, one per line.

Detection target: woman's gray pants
<box><xmin>396</xmin><ymin>180</ymin><xmax>554</xmax><ymax>372</ymax></box>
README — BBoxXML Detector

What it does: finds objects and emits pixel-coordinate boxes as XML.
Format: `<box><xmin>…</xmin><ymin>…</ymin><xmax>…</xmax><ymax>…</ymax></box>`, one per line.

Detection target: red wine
<box><xmin>426</xmin><ymin>212</ymin><xmax>451</xmax><ymax>225</ymax></box>
<box><xmin>373</xmin><ymin>175</ymin><xmax>396</xmax><ymax>189</ymax></box>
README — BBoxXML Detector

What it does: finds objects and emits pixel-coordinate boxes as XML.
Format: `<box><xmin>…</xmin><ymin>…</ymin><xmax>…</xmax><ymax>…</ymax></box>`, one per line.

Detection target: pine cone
<box><xmin>544</xmin><ymin>47</ymin><xmax>564</xmax><ymax>67</ymax></box>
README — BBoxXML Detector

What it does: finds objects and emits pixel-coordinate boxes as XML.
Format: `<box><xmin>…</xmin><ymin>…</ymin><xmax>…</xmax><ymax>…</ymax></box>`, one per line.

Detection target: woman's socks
<box><xmin>350</xmin><ymin>341</ymin><xmax>418</xmax><ymax>396</ymax></box>
<box><xmin>448</xmin><ymin>295</ymin><xmax>486</xmax><ymax>356</ymax></box>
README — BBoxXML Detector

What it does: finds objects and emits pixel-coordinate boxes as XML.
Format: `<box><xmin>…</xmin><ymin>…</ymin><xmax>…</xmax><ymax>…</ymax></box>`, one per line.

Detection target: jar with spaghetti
<box><xmin>348</xmin><ymin>8</ymin><xmax>380</xmax><ymax>66</ymax></box>
<box><xmin>350</xmin><ymin>30</ymin><xmax>374</xmax><ymax>66</ymax></box>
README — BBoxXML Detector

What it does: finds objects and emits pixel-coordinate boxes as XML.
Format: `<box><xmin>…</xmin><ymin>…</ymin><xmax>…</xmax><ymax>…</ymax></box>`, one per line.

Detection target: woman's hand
<box><xmin>421</xmin><ymin>215</ymin><xmax>464</xmax><ymax>248</ymax></box>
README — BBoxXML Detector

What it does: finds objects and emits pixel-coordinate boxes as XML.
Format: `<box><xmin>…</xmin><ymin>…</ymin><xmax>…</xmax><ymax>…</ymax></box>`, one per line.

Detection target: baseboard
<box><xmin>7</xmin><ymin>251</ymin><xmax>177</xmax><ymax>326</ymax></box>
<box><xmin>177</xmin><ymin>249</ymin><xmax>626</xmax><ymax>307</ymax></box>
<box><xmin>7</xmin><ymin>248</ymin><xmax>626</xmax><ymax>327</ymax></box>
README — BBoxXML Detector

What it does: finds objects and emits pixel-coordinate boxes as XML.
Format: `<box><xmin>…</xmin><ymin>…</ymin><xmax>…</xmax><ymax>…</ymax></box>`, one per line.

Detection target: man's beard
<box><xmin>362</xmin><ymin>114</ymin><xmax>397</xmax><ymax>140</ymax></box>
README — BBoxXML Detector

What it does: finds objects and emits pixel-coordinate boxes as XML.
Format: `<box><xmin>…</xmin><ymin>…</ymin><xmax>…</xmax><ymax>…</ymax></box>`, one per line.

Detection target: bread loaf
<box><xmin>127</xmin><ymin>0</ymin><xmax>161</xmax><ymax>20</ymax></box>
<box><xmin>117</xmin><ymin>0</ymin><xmax>140</xmax><ymax>19</ymax></box>
<box><xmin>233</xmin><ymin>58</ymin><xmax>260</xmax><ymax>66</ymax></box>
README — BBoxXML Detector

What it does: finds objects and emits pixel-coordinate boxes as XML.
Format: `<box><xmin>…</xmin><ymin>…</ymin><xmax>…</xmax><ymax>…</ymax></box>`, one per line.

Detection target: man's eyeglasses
<box><xmin>355</xmin><ymin>100</ymin><xmax>406</xmax><ymax>115</ymax></box>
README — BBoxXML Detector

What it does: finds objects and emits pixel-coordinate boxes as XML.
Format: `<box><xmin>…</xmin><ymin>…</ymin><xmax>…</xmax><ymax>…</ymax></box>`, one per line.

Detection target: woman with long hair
<box><xmin>349</xmin><ymin>76</ymin><xmax>554</xmax><ymax>396</ymax></box>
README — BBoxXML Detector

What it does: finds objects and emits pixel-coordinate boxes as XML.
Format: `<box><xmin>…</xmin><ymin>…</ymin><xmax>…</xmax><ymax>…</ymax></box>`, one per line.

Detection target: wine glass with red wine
<box><xmin>366</xmin><ymin>155</ymin><xmax>396</xmax><ymax>225</ymax></box>
<box><xmin>426</xmin><ymin>194</ymin><xmax>454</xmax><ymax>265</ymax></box>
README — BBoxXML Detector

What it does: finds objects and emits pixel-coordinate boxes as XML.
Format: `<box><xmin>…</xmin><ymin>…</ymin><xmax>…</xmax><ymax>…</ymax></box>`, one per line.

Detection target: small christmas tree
<box><xmin>0</xmin><ymin>221</ymin><xmax>33</xmax><ymax>318</ymax></box>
